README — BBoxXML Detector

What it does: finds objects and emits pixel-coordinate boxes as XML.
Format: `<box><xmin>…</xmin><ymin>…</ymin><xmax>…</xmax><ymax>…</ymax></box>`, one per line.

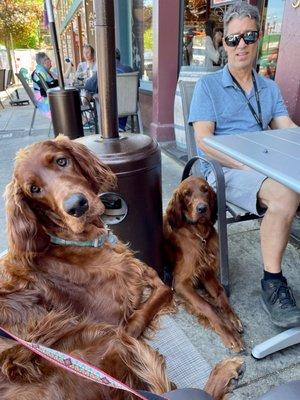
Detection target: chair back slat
<box><xmin>116</xmin><ymin>71</ymin><xmax>139</xmax><ymax>116</ymax></box>
<box><xmin>0</xmin><ymin>69</ymin><xmax>6</xmax><ymax>91</ymax></box>
<box><xmin>5</xmin><ymin>69</ymin><xmax>12</xmax><ymax>89</ymax></box>
<box><xmin>15</xmin><ymin>72</ymin><xmax>38</xmax><ymax>107</ymax></box>
<box><xmin>179</xmin><ymin>80</ymin><xmax>198</xmax><ymax>159</ymax></box>
<box><xmin>37</xmin><ymin>73</ymin><xmax>49</xmax><ymax>94</ymax></box>
<box><xmin>179</xmin><ymin>80</ymin><xmax>204</xmax><ymax>177</ymax></box>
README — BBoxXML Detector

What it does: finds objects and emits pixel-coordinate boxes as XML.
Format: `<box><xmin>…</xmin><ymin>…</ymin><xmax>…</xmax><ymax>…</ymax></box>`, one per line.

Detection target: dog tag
<box><xmin>106</xmin><ymin>232</ymin><xmax>118</xmax><ymax>245</ymax></box>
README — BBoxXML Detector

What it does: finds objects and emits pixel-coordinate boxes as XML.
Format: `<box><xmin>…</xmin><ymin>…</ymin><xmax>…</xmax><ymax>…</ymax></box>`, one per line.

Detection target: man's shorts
<box><xmin>206</xmin><ymin>167</ymin><xmax>268</xmax><ymax>216</ymax></box>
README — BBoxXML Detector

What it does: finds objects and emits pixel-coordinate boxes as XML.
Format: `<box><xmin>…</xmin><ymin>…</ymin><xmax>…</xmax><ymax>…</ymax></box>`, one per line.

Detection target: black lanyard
<box><xmin>230</xmin><ymin>71</ymin><xmax>263</xmax><ymax>130</ymax></box>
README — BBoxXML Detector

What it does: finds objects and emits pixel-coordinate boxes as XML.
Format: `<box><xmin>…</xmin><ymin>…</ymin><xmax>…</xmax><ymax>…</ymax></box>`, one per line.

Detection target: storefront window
<box><xmin>181</xmin><ymin>0</ymin><xmax>230</xmax><ymax>68</ymax></box>
<box><xmin>257</xmin><ymin>0</ymin><xmax>284</xmax><ymax>80</ymax></box>
<box><xmin>132</xmin><ymin>0</ymin><xmax>153</xmax><ymax>88</ymax></box>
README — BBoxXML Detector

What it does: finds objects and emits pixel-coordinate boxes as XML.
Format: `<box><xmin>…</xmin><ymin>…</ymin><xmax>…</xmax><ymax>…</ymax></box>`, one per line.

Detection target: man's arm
<box><xmin>270</xmin><ymin>115</ymin><xmax>298</xmax><ymax>130</ymax></box>
<box><xmin>193</xmin><ymin>121</ymin><xmax>250</xmax><ymax>170</ymax></box>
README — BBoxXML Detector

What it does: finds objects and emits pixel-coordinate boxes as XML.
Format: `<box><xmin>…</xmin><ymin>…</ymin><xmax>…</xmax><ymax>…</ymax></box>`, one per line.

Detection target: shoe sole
<box><xmin>260</xmin><ymin>298</ymin><xmax>300</xmax><ymax>328</ymax></box>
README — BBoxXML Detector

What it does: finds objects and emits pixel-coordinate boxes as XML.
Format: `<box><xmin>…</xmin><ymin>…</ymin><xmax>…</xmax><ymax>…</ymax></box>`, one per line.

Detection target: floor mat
<box><xmin>148</xmin><ymin>315</ymin><xmax>211</xmax><ymax>389</ymax></box>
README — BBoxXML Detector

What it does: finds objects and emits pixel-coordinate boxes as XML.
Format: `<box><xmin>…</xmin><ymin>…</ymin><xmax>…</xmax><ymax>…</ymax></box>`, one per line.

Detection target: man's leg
<box><xmin>258</xmin><ymin>178</ymin><xmax>300</xmax><ymax>327</ymax></box>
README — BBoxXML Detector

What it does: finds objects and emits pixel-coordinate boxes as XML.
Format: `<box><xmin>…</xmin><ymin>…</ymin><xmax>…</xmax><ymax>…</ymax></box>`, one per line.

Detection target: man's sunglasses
<box><xmin>224</xmin><ymin>31</ymin><xmax>259</xmax><ymax>47</ymax></box>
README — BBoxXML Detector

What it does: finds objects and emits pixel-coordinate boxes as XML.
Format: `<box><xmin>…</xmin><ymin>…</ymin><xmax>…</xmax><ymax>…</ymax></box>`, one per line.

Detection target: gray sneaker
<box><xmin>261</xmin><ymin>278</ymin><xmax>300</xmax><ymax>328</ymax></box>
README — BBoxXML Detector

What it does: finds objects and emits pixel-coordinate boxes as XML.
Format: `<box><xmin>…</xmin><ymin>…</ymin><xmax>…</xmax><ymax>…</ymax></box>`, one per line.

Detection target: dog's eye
<box><xmin>202</xmin><ymin>186</ymin><xmax>208</xmax><ymax>193</ymax></box>
<box><xmin>56</xmin><ymin>157</ymin><xmax>68</xmax><ymax>167</ymax></box>
<box><xmin>30</xmin><ymin>185</ymin><xmax>41</xmax><ymax>194</ymax></box>
<box><xmin>184</xmin><ymin>190</ymin><xmax>191</xmax><ymax>197</ymax></box>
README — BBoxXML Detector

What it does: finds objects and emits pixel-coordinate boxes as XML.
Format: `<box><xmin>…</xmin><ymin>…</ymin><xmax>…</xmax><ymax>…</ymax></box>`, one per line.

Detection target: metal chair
<box><xmin>36</xmin><ymin>72</ymin><xmax>50</xmax><ymax>95</ymax></box>
<box><xmin>4</xmin><ymin>69</ymin><xmax>12</xmax><ymax>97</ymax></box>
<box><xmin>116</xmin><ymin>71</ymin><xmax>143</xmax><ymax>133</ymax></box>
<box><xmin>0</xmin><ymin>69</ymin><xmax>6</xmax><ymax>109</ymax></box>
<box><xmin>179</xmin><ymin>79</ymin><xmax>261</xmax><ymax>295</ymax></box>
<box><xmin>15</xmin><ymin>72</ymin><xmax>51</xmax><ymax>135</ymax></box>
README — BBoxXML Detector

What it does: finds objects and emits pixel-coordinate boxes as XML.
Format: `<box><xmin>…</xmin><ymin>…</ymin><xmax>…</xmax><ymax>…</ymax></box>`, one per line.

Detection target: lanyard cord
<box><xmin>230</xmin><ymin>71</ymin><xmax>263</xmax><ymax>130</ymax></box>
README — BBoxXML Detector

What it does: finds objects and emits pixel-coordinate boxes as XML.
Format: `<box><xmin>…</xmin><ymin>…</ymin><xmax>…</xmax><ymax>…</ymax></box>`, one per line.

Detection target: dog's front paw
<box><xmin>0</xmin><ymin>345</ymin><xmax>42</xmax><ymax>382</ymax></box>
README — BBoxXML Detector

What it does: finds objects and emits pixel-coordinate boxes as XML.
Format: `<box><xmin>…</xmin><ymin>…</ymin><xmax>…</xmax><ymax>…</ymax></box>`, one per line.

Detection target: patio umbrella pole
<box><xmin>77</xmin><ymin>0</ymin><xmax>164</xmax><ymax>276</ymax></box>
<box><xmin>93</xmin><ymin>0</ymin><xmax>119</xmax><ymax>138</ymax></box>
<box><xmin>45</xmin><ymin>0</ymin><xmax>64</xmax><ymax>89</ymax></box>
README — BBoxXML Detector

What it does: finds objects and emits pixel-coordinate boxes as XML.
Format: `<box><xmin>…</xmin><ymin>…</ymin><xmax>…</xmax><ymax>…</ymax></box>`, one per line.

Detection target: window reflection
<box><xmin>257</xmin><ymin>0</ymin><xmax>284</xmax><ymax>80</ymax></box>
<box><xmin>132</xmin><ymin>0</ymin><xmax>153</xmax><ymax>82</ymax></box>
<box><xmin>182</xmin><ymin>1</ymin><xmax>226</xmax><ymax>68</ymax></box>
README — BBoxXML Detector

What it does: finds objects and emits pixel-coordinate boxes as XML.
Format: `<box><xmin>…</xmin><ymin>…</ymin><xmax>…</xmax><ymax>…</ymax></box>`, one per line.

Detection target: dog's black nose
<box><xmin>63</xmin><ymin>193</ymin><xmax>89</xmax><ymax>217</ymax></box>
<box><xmin>196</xmin><ymin>203</ymin><xmax>207</xmax><ymax>214</ymax></box>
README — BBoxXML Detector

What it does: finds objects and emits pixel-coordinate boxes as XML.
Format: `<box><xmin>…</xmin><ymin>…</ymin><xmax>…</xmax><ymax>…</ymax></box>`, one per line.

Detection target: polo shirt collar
<box><xmin>222</xmin><ymin>64</ymin><xmax>234</xmax><ymax>87</ymax></box>
<box><xmin>222</xmin><ymin>64</ymin><xmax>268</xmax><ymax>91</ymax></box>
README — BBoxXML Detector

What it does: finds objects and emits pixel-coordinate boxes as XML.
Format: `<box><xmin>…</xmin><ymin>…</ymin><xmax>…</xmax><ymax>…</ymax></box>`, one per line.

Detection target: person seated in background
<box><xmin>75</xmin><ymin>44</ymin><xmax>97</xmax><ymax>85</ymax></box>
<box><xmin>213</xmin><ymin>28</ymin><xmax>227</xmax><ymax>67</ymax></box>
<box><xmin>31</xmin><ymin>52</ymin><xmax>59</xmax><ymax>119</ymax></box>
<box><xmin>84</xmin><ymin>48</ymin><xmax>134</xmax><ymax>131</ymax></box>
<box><xmin>203</xmin><ymin>20</ymin><xmax>220</xmax><ymax>68</ymax></box>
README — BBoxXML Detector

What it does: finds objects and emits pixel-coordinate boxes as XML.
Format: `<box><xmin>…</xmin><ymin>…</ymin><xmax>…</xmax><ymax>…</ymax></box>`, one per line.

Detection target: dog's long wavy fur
<box><xmin>0</xmin><ymin>136</ymin><xmax>243</xmax><ymax>399</ymax></box>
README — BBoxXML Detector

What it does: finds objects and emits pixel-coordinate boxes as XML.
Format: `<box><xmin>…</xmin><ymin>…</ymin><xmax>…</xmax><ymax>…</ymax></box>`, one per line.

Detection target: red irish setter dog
<box><xmin>163</xmin><ymin>176</ymin><xmax>244</xmax><ymax>353</ymax></box>
<box><xmin>0</xmin><ymin>136</ymin><xmax>243</xmax><ymax>399</ymax></box>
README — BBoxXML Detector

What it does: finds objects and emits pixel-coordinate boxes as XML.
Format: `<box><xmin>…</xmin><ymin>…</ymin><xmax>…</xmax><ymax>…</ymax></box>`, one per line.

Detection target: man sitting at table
<box><xmin>189</xmin><ymin>1</ymin><xmax>300</xmax><ymax>328</ymax></box>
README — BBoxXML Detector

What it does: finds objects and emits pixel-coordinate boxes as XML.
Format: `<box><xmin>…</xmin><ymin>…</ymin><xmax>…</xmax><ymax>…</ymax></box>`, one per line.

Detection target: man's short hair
<box><xmin>223</xmin><ymin>1</ymin><xmax>260</xmax><ymax>36</ymax></box>
<box><xmin>36</xmin><ymin>52</ymin><xmax>49</xmax><ymax>65</ymax></box>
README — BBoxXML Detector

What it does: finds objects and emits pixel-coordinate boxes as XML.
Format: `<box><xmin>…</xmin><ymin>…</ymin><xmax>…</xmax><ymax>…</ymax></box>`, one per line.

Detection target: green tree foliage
<box><xmin>144</xmin><ymin>27</ymin><xmax>153</xmax><ymax>50</ymax></box>
<box><xmin>143</xmin><ymin>5</ymin><xmax>153</xmax><ymax>50</ymax></box>
<box><xmin>0</xmin><ymin>0</ymin><xmax>44</xmax><ymax>48</ymax></box>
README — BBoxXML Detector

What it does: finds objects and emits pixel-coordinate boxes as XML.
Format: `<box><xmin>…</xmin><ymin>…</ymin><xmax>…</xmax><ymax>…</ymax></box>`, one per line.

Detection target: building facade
<box><xmin>53</xmin><ymin>0</ymin><xmax>300</xmax><ymax>141</ymax></box>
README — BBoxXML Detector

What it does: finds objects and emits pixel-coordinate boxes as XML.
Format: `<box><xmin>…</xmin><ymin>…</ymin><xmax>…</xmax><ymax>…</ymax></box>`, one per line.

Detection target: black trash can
<box><xmin>48</xmin><ymin>87</ymin><xmax>84</xmax><ymax>139</ymax></box>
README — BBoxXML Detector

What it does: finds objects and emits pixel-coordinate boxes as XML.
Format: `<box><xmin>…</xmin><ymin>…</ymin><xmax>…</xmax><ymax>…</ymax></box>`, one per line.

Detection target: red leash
<box><xmin>0</xmin><ymin>327</ymin><xmax>167</xmax><ymax>400</ymax></box>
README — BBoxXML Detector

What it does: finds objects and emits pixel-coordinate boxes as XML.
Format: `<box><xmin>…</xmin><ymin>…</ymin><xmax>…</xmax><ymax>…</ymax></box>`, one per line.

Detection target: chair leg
<box><xmin>252</xmin><ymin>327</ymin><xmax>300</xmax><ymax>359</ymax></box>
<box><xmin>130</xmin><ymin>115</ymin><xmax>135</xmax><ymax>133</ymax></box>
<box><xmin>5</xmin><ymin>90</ymin><xmax>13</xmax><ymax>102</ymax></box>
<box><xmin>210</xmin><ymin>160</ymin><xmax>230</xmax><ymax>296</ymax></box>
<box><xmin>92</xmin><ymin>106</ymin><xmax>99</xmax><ymax>135</ymax></box>
<box><xmin>217</xmin><ymin>203</ymin><xmax>230</xmax><ymax>297</ymax></box>
<box><xmin>137</xmin><ymin>107</ymin><xmax>143</xmax><ymax>134</ymax></box>
<box><xmin>29</xmin><ymin>107</ymin><xmax>37</xmax><ymax>135</ymax></box>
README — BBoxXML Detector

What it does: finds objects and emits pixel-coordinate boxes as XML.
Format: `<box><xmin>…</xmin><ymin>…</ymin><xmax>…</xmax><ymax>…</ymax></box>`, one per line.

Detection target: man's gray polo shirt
<box><xmin>188</xmin><ymin>64</ymin><xmax>288</xmax><ymax>177</ymax></box>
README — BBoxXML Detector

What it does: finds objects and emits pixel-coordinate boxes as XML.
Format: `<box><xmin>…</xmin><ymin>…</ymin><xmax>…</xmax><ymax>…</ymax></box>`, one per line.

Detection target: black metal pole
<box><xmin>93</xmin><ymin>0</ymin><xmax>119</xmax><ymax>139</ymax></box>
<box><xmin>45</xmin><ymin>0</ymin><xmax>64</xmax><ymax>89</ymax></box>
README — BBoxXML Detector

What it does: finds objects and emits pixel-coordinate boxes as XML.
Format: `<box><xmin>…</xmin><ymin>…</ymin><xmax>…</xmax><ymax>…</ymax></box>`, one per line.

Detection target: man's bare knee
<box><xmin>259</xmin><ymin>179</ymin><xmax>299</xmax><ymax>219</ymax></box>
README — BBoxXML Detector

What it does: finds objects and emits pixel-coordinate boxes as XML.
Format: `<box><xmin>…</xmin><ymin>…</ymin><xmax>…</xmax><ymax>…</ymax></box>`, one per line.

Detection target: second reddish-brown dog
<box><xmin>163</xmin><ymin>176</ymin><xmax>244</xmax><ymax>352</ymax></box>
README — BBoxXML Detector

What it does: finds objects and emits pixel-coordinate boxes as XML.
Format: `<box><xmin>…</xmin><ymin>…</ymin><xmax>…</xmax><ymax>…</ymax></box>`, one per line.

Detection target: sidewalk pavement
<box><xmin>0</xmin><ymin>96</ymin><xmax>299</xmax><ymax>398</ymax></box>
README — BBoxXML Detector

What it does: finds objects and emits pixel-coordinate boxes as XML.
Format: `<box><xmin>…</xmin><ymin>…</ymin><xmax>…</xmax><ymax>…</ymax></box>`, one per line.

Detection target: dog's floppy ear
<box><xmin>56</xmin><ymin>136</ymin><xmax>117</xmax><ymax>193</ymax></box>
<box><xmin>5</xmin><ymin>179</ymin><xmax>49</xmax><ymax>262</ymax></box>
<box><xmin>209</xmin><ymin>185</ymin><xmax>217</xmax><ymax>225</ymax></box>
<box><xmin>165</xmin><ymin>189</ymin><xmax>183</xmax><ymax>229</ymax></box>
